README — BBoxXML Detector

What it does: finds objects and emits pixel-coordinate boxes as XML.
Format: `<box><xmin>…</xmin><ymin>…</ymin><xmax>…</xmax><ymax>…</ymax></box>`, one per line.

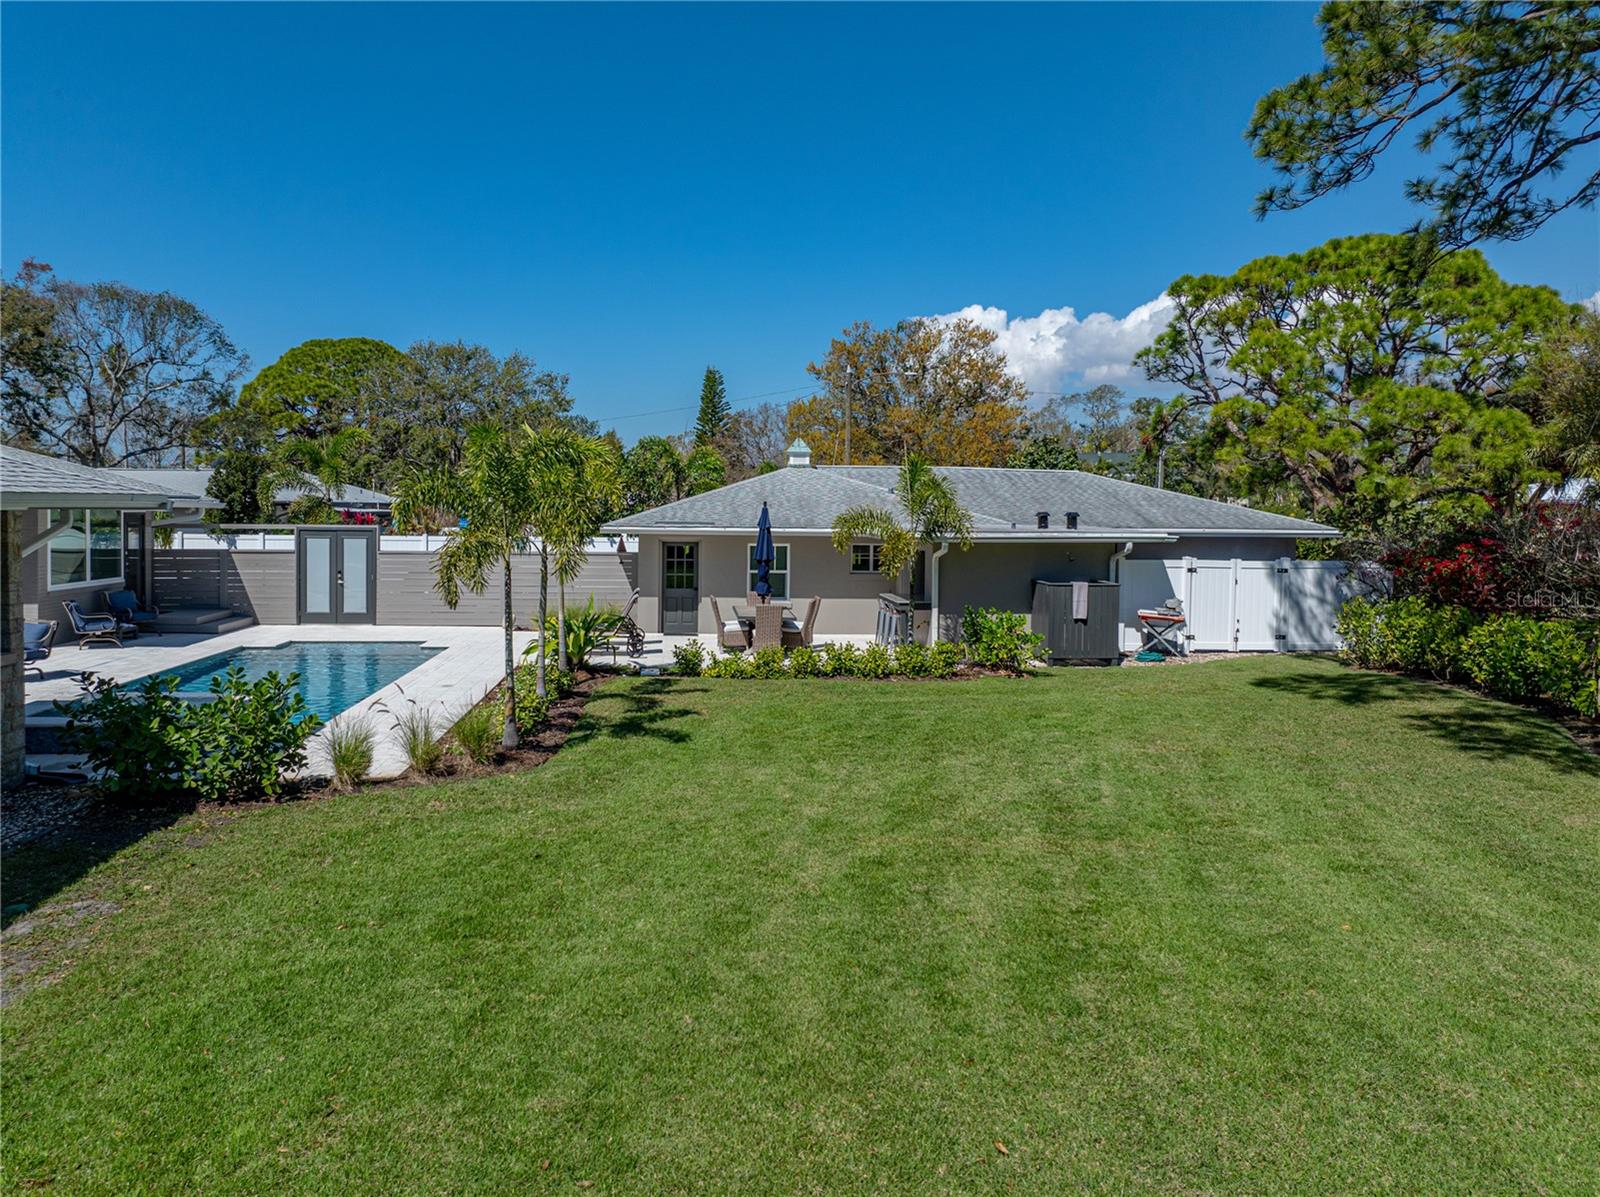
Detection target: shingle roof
<box><xmin>605</xmin><ymin>465</ymin><xmax>1337</xmax><ymax>538</ymax></box>
<box><xmin>0</xmin><ymin>444</ymin><xmax>205</xmax><ymax>510</ymax></box>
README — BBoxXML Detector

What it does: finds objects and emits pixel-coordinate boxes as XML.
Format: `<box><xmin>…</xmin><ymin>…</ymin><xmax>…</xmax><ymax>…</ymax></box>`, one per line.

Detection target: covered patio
<box><xmin>2</xmin><ymin>446</ymin><xmax>212</xmax><ymax>788</ymax></box>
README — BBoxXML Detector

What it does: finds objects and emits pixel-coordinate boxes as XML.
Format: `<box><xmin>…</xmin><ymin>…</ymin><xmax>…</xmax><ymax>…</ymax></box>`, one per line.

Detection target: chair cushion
<box><xmin>722</xmin><ymin>621</ymin><xmax>745</xmax><ymax>633</ymax></box>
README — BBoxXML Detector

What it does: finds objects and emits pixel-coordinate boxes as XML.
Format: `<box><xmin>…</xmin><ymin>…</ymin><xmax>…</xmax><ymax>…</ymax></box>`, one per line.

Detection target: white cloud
<box><xmin>927</xmin><ymin>294</ymin><xmax>1175</xmax><ymax>395</ymax></box>
<box><xmin>1582</xmin><ymin>289</ymin><xmax>1600</xmax><ymax>313</ymax></box>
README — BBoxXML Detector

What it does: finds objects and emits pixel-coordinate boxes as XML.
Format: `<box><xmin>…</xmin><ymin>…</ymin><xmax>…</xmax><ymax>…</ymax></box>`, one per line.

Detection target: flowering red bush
<box><xmin>1387</xmin><ymin>535</ymin><xmax>1507</xmax><ymax>611</ymax></box>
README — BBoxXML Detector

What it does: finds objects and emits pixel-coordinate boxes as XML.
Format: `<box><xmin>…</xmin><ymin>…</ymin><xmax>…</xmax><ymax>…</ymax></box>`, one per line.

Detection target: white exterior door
<box><xmin>1234</xmin><ymin>561</ymin><xmax>1280</xmax><ymax>650</ymax></box>
<box><xmin>1184</xmin><ymin>560</ymin><xmax>1235</xmax><ymax>650</ymax></box>
<box><xmin>1276</xmin><ymin>560</ymin><xmax>1348</xmax><ymax>650</ymax></box>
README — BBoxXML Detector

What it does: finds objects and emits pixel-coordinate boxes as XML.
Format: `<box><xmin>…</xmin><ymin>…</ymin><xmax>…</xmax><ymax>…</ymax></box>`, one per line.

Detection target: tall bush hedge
<box><xmin>1336</xmin><ymin>597</ymin><xmax>1598</xmax><ymax>717</ymax></box>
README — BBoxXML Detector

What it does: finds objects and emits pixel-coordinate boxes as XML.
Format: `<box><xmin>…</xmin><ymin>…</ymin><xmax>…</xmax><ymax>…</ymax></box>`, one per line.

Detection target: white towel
<box><xmin>1071</xmin><ymin>581</ymin><xmax>1089</xmax><ymax>621</ymax></box>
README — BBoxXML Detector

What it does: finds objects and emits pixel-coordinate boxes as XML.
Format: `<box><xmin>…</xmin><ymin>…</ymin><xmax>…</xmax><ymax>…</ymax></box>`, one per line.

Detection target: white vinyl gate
<box><xmin>1118</xmin><ymin>557</ymin><xmax>1348</xmax><ymax>653</ymax></box>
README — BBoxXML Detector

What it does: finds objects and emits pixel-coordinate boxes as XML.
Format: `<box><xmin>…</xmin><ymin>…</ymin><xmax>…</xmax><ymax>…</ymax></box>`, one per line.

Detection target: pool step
<box><xmin>150</xmin><ymin>608</ymin><xmax>258</xmax><ymax>635</ymax></box>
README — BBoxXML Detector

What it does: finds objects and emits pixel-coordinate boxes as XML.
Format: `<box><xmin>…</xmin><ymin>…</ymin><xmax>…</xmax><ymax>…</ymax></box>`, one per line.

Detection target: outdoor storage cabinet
<box><xmin>1031</xmin><ymin>580</ymin><xmax>1120</xmax><ymax>664</ymax></box>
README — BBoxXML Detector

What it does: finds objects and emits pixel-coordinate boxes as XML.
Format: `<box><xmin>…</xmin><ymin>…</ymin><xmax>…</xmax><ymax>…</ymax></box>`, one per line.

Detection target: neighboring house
<box><xmin>110</xmin><ymin>468</ymin><xmax>394</xmax><ymax>522</ymax></box>
<box><xmin>604</xmin><ymin>440</ymin><xmax>1342</xmax><ymax>648</ymax></box>
<box><xmin>0</xmin><ymin>445</ymin><xmax>211</xmax><ymax>785</ymax></box>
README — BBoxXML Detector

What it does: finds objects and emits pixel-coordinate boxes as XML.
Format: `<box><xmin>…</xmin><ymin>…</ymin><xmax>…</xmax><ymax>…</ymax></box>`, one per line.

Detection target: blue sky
<box><xmin>4</xmin><ymin>2</ymin><xmax>1596</xmax><ymax>441</ymax></box>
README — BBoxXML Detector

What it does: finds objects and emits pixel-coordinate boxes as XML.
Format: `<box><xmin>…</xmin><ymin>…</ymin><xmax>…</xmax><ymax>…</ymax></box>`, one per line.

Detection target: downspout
<box><xmin>1109</xmin><ymin>541</ymin><xmax>1133</xmax><ymax>656</ymax></box>
<box><xmin>928</xmin><ymin>540</ymin><xmax>951</xmax><ymax>644</ymax></box>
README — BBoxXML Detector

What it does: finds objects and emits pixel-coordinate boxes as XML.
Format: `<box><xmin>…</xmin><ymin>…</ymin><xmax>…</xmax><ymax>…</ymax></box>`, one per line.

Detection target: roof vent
<box><xmin>1036</xmin><ymin>511</ymin><xmax>1049</xmax><ymax>529</ymax></box>
<box><xmin>1064</xmin><ymin>511</ymin><xmax>1079</xmax><ymax>530</ymax></box>
<box><xmin>786</xmin><ymin>438</ymin><xmax>812</xmax><ymax>468</ymax></box>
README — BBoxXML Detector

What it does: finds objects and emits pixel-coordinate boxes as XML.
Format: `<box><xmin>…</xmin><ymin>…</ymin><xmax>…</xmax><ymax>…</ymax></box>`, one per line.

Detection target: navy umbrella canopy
<box><xmin>753</xmin><ymin>501</ymin><xmax>775</xmax><ymax>600</ymax></box>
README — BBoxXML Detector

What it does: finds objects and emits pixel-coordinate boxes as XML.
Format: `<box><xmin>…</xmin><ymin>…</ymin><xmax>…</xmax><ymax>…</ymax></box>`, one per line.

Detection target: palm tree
<box><xmin>391</xmin><ymin>423</ymin><xmax>547</xmax><ymax>749</ymax></box>
<box><xmin>830</xmin><ymin>455</ymin><xmax>974</xmax><ymax>642</ymax></box>
<box><xmin>523</xmin><ymin>424</ymin><xmax>620</xmax><ymax>693</ymax></box>
<box><xmin>258</xmin><ymin>428</ymin><xmax>365</xmax><ymax>524</ymax></box>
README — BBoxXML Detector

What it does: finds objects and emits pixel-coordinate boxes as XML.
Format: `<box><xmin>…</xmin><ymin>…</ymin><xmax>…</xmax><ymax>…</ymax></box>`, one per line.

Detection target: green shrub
<box><xmin>787</xmin><ymin>645</ymin><xmax>823</xmax><ymax>678</ymax></box>
<box><xmin>928</xmin><ymin>641</ymin><xmax>963</xmax><ymax>679</ymax></box>
<box><xmin>511</xmin><ymin>663</ymin><xmax>571</xmax><ymax>722</ymax></box>
<box><xmin>451</xmin><ymin>701</ymin><xmax>502</xmax><ymax>765</ymax></box>
<box><xmin>961</xmin><ymin>606</ymin><xmax>1044</xmax><ymax>672</ymax></box>
<box><xmin>672</xmin><ymin>639</ymin><xmax>707</xmax><ymax>676</ymax></box>
<box><xmin>821</xmin><ymin>641</ymin><xmax>859</xmax><ymax>677</ymax></box>
<box><xmin>1338</xmin><ymin>597</ymin><xmax>1598</xmax><ymax>718</ymax></box>
<box><xmin>1461</xmin><ymin>614</ymin><xmax>1599</xmax><ymax>716</ymax></box>
<box><xmin>58</xmin><ymin>673</ymin><xmax>194</xmax><ymax>799</ymax></box>
<box><xmin>704</xmin><ymin>651</ymin><xmax>752</xmax><ymax>679</ymax></box>
<box><xmin>893</xmin><ymin>641</ymin><xmax>931</xmax><ymax>678</ymax></box>
<box><xmin>59</xmin><ymin>668</ymin><xmax>320</xmax><ymax>803</ymax></box>
<box><xmin>751</xmin><ymin>646</ymin><xmax>788</xmax><ymax>679</ymax></box>
<box><xmin>187</xmin><ymin>670</ymin><xmax>320</xmax><ymax>803</ymax></box>
<box><xmin>517</xmin><ymin>692</ymin><xmax>552</xmax><ymax>731</ymax></box>
<box><xmin>1337</xmin><ymin>594</ymin><xmax>1476</xmax><ymax>678</ymax></box>
<box><xmin>322</xmin><ymin>717</ymin><xmax>376</xmax><ymax>791</ymax></box>
<box><xmin>857</xmin><ymin>643</ymin><xmax>892</xmax><ymax>679</ymax></box>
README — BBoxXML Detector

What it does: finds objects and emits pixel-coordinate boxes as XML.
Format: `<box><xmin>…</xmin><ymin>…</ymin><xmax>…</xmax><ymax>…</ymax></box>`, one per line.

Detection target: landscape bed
<box><xmin>3</xmin><ymin>656</ymin><xmax>1597</xmax><ymax>1193</ymax></box>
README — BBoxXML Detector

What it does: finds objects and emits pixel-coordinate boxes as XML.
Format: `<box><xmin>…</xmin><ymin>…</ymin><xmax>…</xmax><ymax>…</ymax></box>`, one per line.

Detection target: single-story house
<box><xmin>603</xmin><ymin>439</ymin><xmax>1343</xmax><ymax>650</ymax></box>
<box><xmin>111</xmin><ymin>468</ymin><xmax>394</xmax><ymax>523</ymax></box>
<box><xmin>1</xmin><ymin>445</ymin><xmax>214</xmax><ymax>785</ymax></box>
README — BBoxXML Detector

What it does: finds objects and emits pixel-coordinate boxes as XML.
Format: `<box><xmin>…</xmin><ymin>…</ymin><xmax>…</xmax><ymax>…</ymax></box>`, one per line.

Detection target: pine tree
<box><xmin>693</xmin><ymin>366</ymin><xmax>730</xmax><ymax>445</ymax></box>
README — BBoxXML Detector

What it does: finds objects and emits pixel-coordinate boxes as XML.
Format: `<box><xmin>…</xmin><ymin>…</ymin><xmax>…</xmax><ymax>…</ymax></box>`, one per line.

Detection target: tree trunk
<box><xmin>557</xmin><ymin>574</ymin><xmax>570</xmax><ymax>674</ymax></box>
<box><xmin>502</xmin><ymin>554</ymin><xmax>519</xmax><ymax>750</ymax></box>
<box><xmin>537</xmin><ymin>552</ymin><xmax>549</xmax><ymax>699</ymax></box>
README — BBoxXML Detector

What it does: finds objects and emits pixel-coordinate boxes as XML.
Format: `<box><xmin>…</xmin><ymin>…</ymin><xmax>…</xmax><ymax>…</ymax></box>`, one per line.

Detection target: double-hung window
<box><xmin>850</xmin><ymin>543</ymin><xmax>882</xmax><ymax>574</ymax></box>
<box><xmin>747</xmin><ymin>543</ymin><xmax>789</xmax><ymax>600</ymax></box>
<box><xmin>48</xmin><ymin>508</ymin><xmax>123</xmax><ymax>589</ymax></box>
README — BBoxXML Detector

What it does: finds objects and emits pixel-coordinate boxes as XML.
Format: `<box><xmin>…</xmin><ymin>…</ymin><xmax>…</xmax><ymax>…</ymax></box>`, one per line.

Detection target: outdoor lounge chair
<box><xmin>104</xmin><ymin>588</ymin><xmax>160</xmax><ymax>636</ymax></box>
<box><xmin>23</xmin><ymin>619</ymin><xmax>57</xmax><ymax>679</ymax></box>
<box><xmin>782</xmin><ymin>596</ymin><xmax>821</xmax><ymax>648</ymax></box>
<box><xmin>62</xmin><ymin>599</ymin><xmax>123</xmax><ymax>649</ymax></box>
<box><xmin>709</xmin><ymin>596</ymin><xmax>750</xmax><ymax>651</ymax></box>
<box><xmin>606</xmin><ymin>588</ymin><xmax>646</xmax><ymax>658</ymax></box>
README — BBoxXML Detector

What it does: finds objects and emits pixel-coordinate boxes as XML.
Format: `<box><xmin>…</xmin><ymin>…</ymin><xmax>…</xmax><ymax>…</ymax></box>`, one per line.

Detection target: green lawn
<box><xmin>3</xmin><ymin>656</ymin><xmax>1598</xmax><ymax>1194</ymax></box>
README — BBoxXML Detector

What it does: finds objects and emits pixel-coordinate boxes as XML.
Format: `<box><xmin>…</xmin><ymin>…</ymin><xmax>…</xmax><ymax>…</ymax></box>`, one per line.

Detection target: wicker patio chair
<box><xmin>782</xmin><ymin>596</ymin><xmax>821</xmax><ymax>648</ymax></box>
<box><xmin>709</xmin><ymin>596</ymin><xmax>750</xmax><ymax>651</ymax></box>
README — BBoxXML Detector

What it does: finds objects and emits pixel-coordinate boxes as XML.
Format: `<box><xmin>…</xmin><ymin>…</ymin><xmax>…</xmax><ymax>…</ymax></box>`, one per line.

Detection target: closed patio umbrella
<box><xmin>753</xmin><ymin>501</ymin><xmax>775</xmax><ymax>601</ymax></box>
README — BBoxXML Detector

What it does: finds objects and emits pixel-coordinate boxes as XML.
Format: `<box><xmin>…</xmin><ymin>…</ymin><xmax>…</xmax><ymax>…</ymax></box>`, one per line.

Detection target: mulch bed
<box><xmin>359</xmin><ymin>669</ymin><xmax>604</xmax><ymax>791</ymax></box>
<box><xmin>2</xmin><ymin>671</ymin><xmax>611</xmax><ymax>863</ymax></box>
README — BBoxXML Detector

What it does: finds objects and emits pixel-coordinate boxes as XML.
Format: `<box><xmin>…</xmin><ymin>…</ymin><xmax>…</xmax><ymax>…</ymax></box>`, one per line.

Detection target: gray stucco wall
<box><xmin>634</xmin><ymin>532</ymin><xmax>1316</xmax><ymax>641</ymax></box>
<box><xmin>634</xmin><ymin>533</ymin><xmax>895</xmax><ymax>636</ymax></box>
<box><xmin>936</xmin><ymin>542</ymin><xmax>1116</xmax><ymax>641</ymax></box>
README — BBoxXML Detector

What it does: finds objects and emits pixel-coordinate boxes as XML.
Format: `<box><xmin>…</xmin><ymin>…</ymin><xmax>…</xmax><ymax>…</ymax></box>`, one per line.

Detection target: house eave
<box><xmin>601</xmin><ymin>524</ymin><xmax>1184</xmax><ymax>543</ymax></box>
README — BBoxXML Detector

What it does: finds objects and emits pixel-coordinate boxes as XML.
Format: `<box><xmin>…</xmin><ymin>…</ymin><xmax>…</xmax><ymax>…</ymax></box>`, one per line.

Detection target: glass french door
<box><xmin>297</xmin><ymin>529</ymin><xmax>377</xmax><ymax>624</ymax></box>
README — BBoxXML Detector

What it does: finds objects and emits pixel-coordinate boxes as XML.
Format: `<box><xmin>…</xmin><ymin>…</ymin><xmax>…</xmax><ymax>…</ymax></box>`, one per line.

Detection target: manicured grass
<box><xmin>3</xmin><ymin>657</ymin><xmax>1598</xmax><ymax>1194</ymax></box>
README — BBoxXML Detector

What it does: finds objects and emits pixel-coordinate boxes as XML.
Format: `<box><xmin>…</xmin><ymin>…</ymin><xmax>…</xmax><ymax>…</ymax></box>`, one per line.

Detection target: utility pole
<box><xmin>842</xmin><ymin>362</ymin><xmax>852</xmax><ymax>466</ymax></box>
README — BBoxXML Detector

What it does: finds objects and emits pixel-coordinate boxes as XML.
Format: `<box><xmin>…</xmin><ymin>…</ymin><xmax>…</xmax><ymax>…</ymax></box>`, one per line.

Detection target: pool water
<box><xmin>130</xmin><ymin>641</ymin><xmax>442</xmax><ymax>723</ymax></box>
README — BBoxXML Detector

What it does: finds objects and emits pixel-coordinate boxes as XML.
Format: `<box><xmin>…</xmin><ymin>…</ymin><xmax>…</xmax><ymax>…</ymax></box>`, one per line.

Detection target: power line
<box><xmin>587</xmin><ymin>383</ymin><xmax>814</xmax><ymax>425</ymax></box>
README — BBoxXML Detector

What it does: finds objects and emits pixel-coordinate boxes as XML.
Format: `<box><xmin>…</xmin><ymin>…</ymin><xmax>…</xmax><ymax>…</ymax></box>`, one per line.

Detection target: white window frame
<box><xmin>747</xmin><ymin>542</ymin><xmax>790</xmax><ymax>601</ymax></box>
<box><xmin>850</xmin><ymin>542</ymin><xmax>882</xmax><ymax>574</ymax></box>
<box><xmin>47</xmin><ymin>507</ymin><xmax>126</xmax><ymax>591</ymax></box>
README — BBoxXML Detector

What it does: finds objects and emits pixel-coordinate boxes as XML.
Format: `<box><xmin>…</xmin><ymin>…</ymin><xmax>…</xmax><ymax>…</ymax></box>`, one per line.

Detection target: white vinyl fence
<box><xmin>1118</xmin><ymin>557</ymin><xmax>1350</xmax><ymax>653</ymax></box>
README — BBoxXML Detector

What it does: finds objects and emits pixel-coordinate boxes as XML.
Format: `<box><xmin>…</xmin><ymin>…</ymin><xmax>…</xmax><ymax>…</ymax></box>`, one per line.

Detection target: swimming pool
<box><xmin>128</xmin><ymin>641</ymin><xmax>442</xmax><ymax>723</ymax></box>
